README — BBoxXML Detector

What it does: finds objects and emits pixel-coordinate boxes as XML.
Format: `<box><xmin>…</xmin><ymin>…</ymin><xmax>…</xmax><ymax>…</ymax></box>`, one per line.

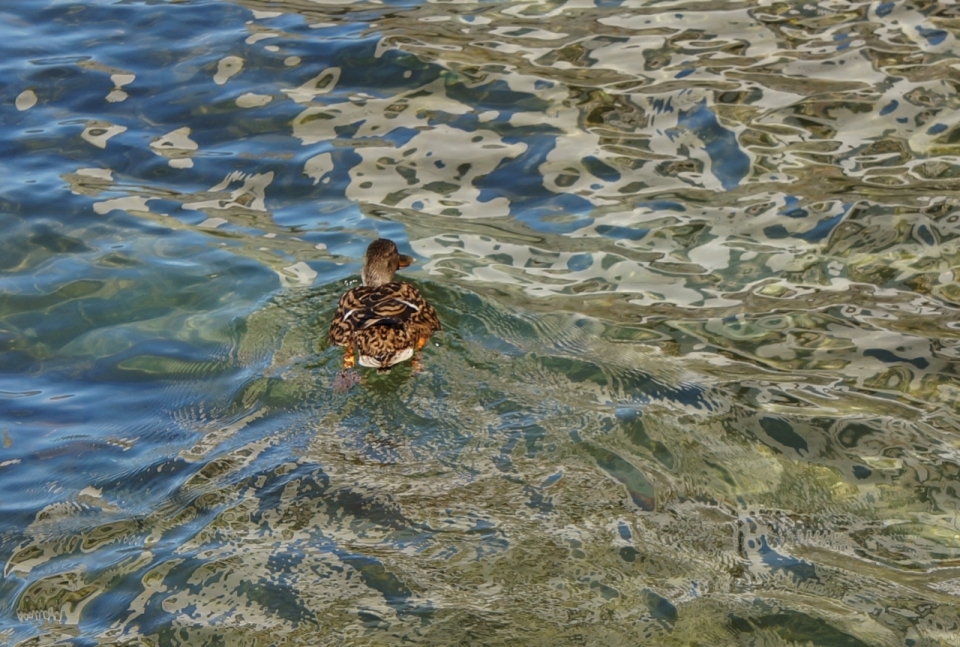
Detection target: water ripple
<box><xmin>4</xmin><ymin>0</ymin><xmax>960</xmax><ymax>644</ymax></box>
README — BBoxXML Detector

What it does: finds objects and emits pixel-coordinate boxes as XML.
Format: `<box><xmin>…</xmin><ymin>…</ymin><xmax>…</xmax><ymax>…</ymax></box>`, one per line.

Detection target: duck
<box><xmin>328</xmin><ymin>238</ymin><xmax>441</xmax><ymax>372</ymax></box>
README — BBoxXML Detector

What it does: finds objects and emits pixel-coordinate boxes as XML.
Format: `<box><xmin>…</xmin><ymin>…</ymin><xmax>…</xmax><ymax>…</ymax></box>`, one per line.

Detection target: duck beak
<box><xmin>398</xmin><ymin>254</ymin><xmax>413</xmax><ymax>268</ymax></box>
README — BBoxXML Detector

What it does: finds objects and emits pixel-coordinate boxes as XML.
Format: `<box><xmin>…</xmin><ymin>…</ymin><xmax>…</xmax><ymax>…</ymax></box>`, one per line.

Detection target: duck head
<box><xmin>361</xmin><ymin>238</ymin><xmax>413</xmax><ymax>287</ymax></box>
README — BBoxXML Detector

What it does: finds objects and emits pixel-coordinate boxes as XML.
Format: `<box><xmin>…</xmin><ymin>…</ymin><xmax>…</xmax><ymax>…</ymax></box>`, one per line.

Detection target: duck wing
<box><xmin>391</xmin><ymin>281</ymin><xmax>441</xmax><ymax>335</ymax></box>
<box><xmin>329</xmin><ymin>282</ymin><xmax>439</xmax><ymax>345</ymax></box>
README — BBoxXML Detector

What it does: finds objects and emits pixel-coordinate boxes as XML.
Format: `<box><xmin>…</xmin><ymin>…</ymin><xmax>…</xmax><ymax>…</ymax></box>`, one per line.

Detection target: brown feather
<box><xmin>329</xmin><ymin>281</ymin><xmax>441</xmax><ymax>369</ymax></box>
<box><xmin>329</xmin><ymin>239</ymin><xmax>441</xmax><ymax>370</ymax></box>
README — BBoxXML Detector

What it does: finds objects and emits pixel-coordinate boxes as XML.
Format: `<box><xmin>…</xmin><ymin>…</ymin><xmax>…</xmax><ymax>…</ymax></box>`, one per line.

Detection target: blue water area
<box><xmin>2</xmin><ymin>0</ymin><xmax>960</xmax><ymax>644</ymax></box>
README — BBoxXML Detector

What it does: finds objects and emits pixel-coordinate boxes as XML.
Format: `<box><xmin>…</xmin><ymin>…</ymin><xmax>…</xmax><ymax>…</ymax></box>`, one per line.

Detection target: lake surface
<box><xmin>4</xmin><ymin>0</ymin><xmax>960</xmax><ymax>644</ymax></box>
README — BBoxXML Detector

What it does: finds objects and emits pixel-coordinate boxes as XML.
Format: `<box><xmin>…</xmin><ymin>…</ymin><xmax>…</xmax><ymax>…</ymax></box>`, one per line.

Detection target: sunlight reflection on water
<box><xmin>3</xmin><ymin>0</ymin><xmax>960</xmax><ymax>644</ymax></box>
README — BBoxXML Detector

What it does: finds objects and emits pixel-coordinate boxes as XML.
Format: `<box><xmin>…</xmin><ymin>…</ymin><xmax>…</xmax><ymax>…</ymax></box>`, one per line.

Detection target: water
<box><xmin>3</xmin><ymin>0</ymin><xmax>960</xmax><ymax>644</ymax></box>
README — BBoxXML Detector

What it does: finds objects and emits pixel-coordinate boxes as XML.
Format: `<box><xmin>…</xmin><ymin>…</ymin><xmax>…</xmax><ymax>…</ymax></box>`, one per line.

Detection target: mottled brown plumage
<box><xmin>329</xmin><ymin>239</ymin><xmax>441</xmax><ymax>371</ymax></box>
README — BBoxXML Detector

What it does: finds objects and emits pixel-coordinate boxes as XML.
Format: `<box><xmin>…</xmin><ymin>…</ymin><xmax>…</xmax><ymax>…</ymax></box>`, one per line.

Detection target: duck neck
<box><xmin>362</xmin><ymin>264</ymin><xmax>394</xmax><ymax>287</ymax></box>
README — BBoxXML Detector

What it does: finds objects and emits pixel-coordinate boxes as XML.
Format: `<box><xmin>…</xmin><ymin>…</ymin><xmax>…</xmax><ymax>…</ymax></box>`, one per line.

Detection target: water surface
<box><xmin>3</xmin><ymin>0</ymin><xmax>960</xmax><ymax>644</ymax></box>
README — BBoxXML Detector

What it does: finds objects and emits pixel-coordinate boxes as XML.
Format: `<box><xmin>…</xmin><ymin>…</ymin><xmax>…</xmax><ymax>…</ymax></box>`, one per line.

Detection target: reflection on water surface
<box><xmin>3</xmin><ymin>0</ymin><xmax>960</xmax><ymax>644</ymax></box>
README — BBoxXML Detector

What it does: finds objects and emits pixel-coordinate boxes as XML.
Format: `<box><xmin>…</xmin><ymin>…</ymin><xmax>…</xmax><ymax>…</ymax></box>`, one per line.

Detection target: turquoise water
<box><xmin>4</xmin><ymin>0</ymin><xmax>960</xmax><ymax>644</ymax></box>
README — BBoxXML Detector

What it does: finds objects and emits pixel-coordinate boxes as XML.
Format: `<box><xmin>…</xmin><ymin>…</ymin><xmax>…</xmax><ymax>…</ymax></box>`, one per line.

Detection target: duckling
<box><xmin>329</xmin><ymin>238</ymin><xmax>441</xmax><ymax>372</ymax></box>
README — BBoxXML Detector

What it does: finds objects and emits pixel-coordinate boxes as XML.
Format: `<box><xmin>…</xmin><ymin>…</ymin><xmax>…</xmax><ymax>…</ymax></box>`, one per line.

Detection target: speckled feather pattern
<box><xmin>329</xmin><ymin>281</ymin><xmax>441</xmax><ymax>368</ymax></box>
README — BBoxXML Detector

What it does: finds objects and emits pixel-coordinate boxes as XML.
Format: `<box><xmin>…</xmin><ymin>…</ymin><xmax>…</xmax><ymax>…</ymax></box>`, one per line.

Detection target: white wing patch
<box><xmin>392</xmin><ymin>298</ymin><xmax>420</xmax><ymax>312</ymax></box>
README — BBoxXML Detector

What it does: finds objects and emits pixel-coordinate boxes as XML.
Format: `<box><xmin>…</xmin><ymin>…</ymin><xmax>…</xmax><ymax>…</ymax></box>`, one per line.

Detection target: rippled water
<box><xmin>4</xmin><ymin>0</ymin><xmax>960</xmax><ymax>644</ymax></box>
